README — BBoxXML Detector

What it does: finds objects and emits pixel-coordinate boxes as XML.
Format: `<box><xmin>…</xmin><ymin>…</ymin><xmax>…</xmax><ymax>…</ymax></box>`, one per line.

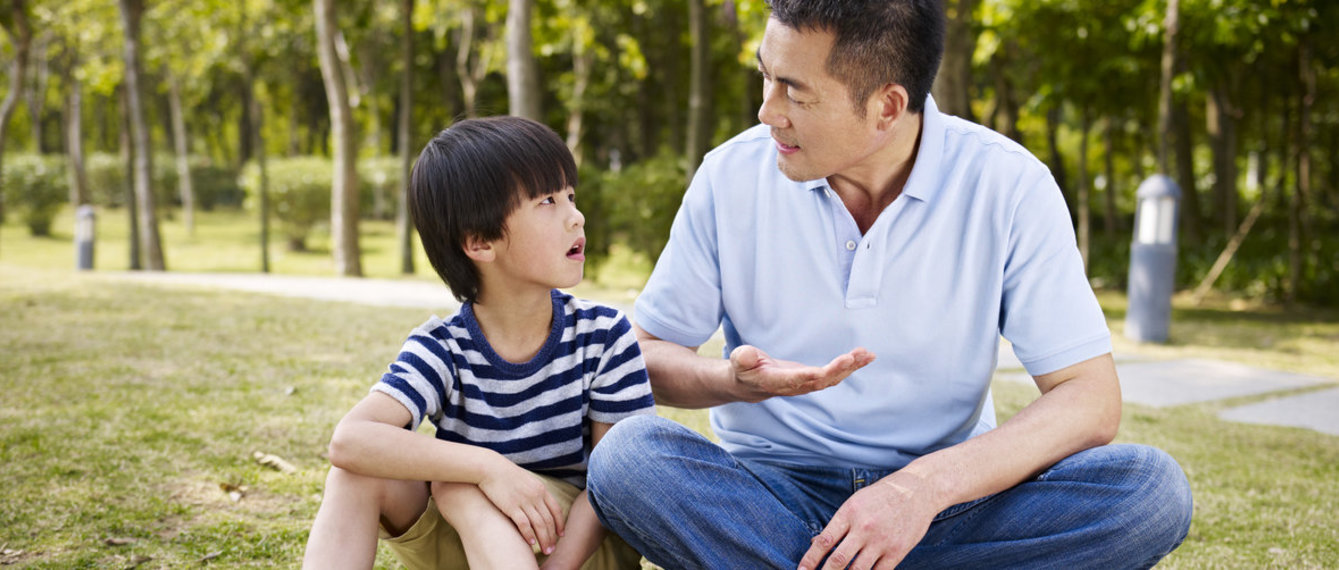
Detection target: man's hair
<box><xmin>766</xmin><ymin>0</ymin><xmax>945</xmax><ymax>115</ymax></box>
<box><xmin>409</xmin><ymin>116</ymin><xmax>578</xmax><ymax>303</ymax></box>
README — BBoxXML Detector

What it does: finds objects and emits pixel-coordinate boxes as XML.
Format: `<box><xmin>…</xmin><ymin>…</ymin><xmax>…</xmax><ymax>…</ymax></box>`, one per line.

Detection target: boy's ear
<box><xmin>463</xmin><ymin>234</ymin><xmax>495</xmax><ymax>262</ymax></box>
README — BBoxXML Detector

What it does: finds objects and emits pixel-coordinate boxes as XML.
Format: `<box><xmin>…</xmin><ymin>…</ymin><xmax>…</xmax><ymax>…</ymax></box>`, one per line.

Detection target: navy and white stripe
<box><xmin>373</xmin><ymin>289</ymin><xmax>655</xmax><ymax>487</ymax></box>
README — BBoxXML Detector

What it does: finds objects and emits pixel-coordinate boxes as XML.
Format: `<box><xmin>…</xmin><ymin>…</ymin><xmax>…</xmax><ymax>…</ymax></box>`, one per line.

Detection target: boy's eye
<box><xmin>540</xmin><ymin>196</ymin><xmax>555</xmax><ymax>205</ymax></box>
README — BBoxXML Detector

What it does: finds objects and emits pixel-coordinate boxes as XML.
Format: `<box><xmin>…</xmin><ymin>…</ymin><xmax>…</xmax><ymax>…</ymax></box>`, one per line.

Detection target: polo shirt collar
<box><xmin>899</xmin><ymin>94</ymin><xmax>945</xmax><ymax>203</ymax></box>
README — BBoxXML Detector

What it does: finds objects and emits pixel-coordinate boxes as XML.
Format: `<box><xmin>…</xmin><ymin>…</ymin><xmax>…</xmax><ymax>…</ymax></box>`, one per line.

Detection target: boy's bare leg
<box><xmin>433</xmin><ymin>481</ymin><xmax>541</xmax><ymax>569</ymax></box>
<box><xmin>304</xmin><ymin>466</ymin><xmax>430</xmax><ymax>569</ymax></box>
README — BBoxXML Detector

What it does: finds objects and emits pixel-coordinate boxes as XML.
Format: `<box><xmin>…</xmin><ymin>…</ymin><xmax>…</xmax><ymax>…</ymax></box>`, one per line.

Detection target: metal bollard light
<box><xmin>1125</xmin><ymin>175</ymin><xmax>1181</xmax><ymax>343</ymax></box>
<box><xmin>75</xmin><ymin>205</ymin><xmax>96</xmax><ymax>271</ymax></box>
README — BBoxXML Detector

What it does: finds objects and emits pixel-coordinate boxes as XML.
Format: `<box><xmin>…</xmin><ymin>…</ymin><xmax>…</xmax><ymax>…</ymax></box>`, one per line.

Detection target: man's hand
<box><xmin>797</xmin><ymin>471</ymin><xmax>940</xmax><ymax>570</ymax></box>
<box><xmin>730</xmin><ymin>345</ymin><xmax>875</xmax><ymax>402</ymax></box>
<box><xmin>478</xmin><ymin>463</ymin><xmax>566</xmax><ymax>555</ymax></box>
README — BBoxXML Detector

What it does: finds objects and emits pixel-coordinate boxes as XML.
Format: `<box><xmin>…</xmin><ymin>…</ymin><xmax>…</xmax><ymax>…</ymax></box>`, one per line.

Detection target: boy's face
<box><xmin>486</xmin><ymin>186</ymin><xmax>586</xmax><ymax>294</ymax></box>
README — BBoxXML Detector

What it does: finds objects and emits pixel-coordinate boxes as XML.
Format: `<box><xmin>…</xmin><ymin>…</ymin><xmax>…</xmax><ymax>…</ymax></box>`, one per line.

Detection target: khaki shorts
<box><xmin>379</xmin><ymin>474</ymin><xmax>642</xmax><ymax>570</ymax></box>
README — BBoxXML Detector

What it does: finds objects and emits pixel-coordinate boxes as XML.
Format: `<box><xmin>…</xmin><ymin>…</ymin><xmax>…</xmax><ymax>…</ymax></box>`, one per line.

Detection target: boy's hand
<box><xmin>479</xmin><ymin>464</ymin><xmax>566</xmax><ymax>555</ymax></box>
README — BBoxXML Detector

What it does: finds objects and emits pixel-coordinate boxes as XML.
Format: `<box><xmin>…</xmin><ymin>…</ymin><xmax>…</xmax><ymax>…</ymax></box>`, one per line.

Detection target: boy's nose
<box><xmin>570</xmin><ymin>206</ymin><xmax>585</xmax><ymax>229</ymax></box>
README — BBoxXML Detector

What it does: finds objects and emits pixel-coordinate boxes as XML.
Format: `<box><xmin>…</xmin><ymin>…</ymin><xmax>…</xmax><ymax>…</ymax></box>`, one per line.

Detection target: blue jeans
<box><xmin>588</xmin><ymin>415</ymin><xmax>1193</xmax><ymax>569</ymax></box>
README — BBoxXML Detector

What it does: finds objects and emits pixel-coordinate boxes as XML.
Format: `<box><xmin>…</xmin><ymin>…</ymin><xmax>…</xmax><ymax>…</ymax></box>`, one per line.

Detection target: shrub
<box><xmin>358</xmin><ymin>157</ymin><xmax>403</xmax><ymax>221</ymax></box>
<box><xmin>2</xmin><ymin>155</ymin><xmax>68</xmax><ymax>237</ymax></box>
<box><xmin>595</xmin><ymin>150</ymin><xmax>689</xmax><ymax>264</ymax></box>
<box><xmin>240</xmin><ymin>157</ymin><xmax>332</xmax><ymax>251</ymax></box>
<box><xmin>83</xmin><ymin>153</ymin><xmax>243</xmax><ymax>211</ymax></box>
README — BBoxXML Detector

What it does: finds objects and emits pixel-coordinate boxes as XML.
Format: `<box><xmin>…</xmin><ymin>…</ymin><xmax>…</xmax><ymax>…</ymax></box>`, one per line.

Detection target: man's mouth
<box><xmin>774</xmin><ymin>137</ymin><xmax>799</xmax><ymax>155</ymax></box>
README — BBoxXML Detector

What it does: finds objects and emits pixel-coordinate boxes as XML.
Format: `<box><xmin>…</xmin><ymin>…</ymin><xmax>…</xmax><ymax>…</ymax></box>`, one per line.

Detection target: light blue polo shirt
<box><xmin>635</xmin><ymin>97</ymin><xmax>1112</xmax><ymax>469</ymax></box>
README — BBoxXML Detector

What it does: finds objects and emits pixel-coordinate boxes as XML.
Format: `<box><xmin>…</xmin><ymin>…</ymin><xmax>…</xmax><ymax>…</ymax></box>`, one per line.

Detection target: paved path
<box><xmin>112</xmin><ymin>271</ymin><xmax>1338</xmax><ymax>437</ymax></box>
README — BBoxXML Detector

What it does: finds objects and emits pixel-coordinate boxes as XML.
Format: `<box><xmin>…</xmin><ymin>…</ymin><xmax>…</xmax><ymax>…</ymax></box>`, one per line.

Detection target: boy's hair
<box><xmin>766</xmin><ymin>0</ymin><xmax>945</xmax><ymax>116</ymax></box>
<box><xmin>409</xmin><ymin>116</ymin><xmax>578</xmax><ymax>303</ymax></box>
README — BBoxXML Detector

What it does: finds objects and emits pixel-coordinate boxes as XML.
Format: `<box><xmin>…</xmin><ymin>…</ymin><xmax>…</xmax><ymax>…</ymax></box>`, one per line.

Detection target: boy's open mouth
<box><xmin>567</xmin><ymin>238</ymin><xmax>586</xmax><ymax>259</ymax></box>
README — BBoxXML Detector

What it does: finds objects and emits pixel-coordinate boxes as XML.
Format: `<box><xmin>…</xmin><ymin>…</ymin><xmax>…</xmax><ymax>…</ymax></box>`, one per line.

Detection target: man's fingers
<box><xmin>797</xmin><ymin>518</ymin><xmax>848</xmax><ymax>570</ymax></box>
<box><xmin>730</xmin><ymin>345</ymin><xmax>761</xmax><ymax>370</ymax></box>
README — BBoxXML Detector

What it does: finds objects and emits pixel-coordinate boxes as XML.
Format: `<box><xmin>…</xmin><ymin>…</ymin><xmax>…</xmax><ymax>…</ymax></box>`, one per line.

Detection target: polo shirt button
<box><xmin>845</xmin><ymin>240</ymin><xmax>857</xmax><ymax>251</ymax></box>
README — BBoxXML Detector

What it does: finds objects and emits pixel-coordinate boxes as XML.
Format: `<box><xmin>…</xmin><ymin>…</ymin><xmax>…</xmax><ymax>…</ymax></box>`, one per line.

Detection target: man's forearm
<box><xmin>896</xmin><ymin>354</ymin><xmax>1122</xmax><ymax>512</ymax></box>
<box><xmin>638</xmin><ymin>336</ymin><xmax>739</xmax><ymax>409</ymax></box>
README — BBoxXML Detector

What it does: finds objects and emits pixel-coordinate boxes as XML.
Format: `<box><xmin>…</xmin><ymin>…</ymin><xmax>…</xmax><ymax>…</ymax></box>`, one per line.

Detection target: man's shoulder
<box><xmin>701</xmin><ymin>124</ymin><xmax>773</xmax><ymax>166</ymax></box>
<box><xmin>938</xmin><ymin>114</ymin><xmax>1046</xmax><ymax>172</ymax></box>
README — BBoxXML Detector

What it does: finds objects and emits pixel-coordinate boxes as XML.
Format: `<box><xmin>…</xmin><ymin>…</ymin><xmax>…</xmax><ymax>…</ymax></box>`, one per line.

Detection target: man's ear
<box><xmin>873</xmin><ymin>83</ymin><xmax>909</xmax><ymax>130</ymax></box>
<box><xmin>463</xmin><ymin>234</ymin><xmax>495</xmax><ymax>262</ymax></box>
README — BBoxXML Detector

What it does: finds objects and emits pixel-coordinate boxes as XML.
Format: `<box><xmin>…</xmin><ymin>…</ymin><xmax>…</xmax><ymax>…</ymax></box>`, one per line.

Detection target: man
<box><xmin>587</xmin><ymin>1</ymin><xmax>1193</xmax><ymax>569</ymax></box>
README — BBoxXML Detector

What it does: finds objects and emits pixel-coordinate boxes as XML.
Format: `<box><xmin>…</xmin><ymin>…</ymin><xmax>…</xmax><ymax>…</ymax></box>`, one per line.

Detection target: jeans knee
<box><xmin>590</xmin><ymin>415</ymin><xmax>672</xmax><ymax>480</ymax></box>
<box><xmin>1109</xmin><ymin>445</ymin><xmax>1194</xmax><ymax>560</ymax></box>
<box><xmin>1138</xmin><ymin>446</ymin><xmax>1193</xmax><ymax>532</ymax></box>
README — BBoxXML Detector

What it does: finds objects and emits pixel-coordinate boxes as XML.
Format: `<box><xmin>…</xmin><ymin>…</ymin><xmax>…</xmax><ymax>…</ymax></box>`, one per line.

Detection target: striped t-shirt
<box><xmin>372</xmin><ymin>289</ymin><xmax>655</xmax><ymax>487</ymax></box>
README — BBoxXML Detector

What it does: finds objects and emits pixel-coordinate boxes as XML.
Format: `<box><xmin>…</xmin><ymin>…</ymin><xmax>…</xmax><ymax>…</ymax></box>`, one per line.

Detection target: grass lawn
<box><xmin>2</xmin><ymin>208</ymin><xmax>1337</xmax><ymax>567</ymax></box>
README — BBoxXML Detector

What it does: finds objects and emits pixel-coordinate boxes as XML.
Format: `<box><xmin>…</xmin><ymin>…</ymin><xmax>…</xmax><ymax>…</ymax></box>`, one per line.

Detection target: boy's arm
<box><xmin>329</xmin><ymin>391</ymin><xmax>567</xmax><ymax>553</ymax></box>
<box><xmin>539</xmin><ymin>421</ymin><xmax>617</xmax><ymax>570</ymax></box>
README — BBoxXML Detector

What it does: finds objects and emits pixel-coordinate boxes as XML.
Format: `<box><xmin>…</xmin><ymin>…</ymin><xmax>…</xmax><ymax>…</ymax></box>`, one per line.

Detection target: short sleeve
<box><xmin>370</xmin><ymin>319</ymin><xmax>454</xmax><ymax>430</ymax></box>
<box><xmin>587</xmin><ymin>314</ymin><xmax>656</xmax><ymax>424</ymax></box>
<box><xmin>999</xmin><ymin>170</ymin><xmax>1112</xmax><ymax>376</ymax></box>
<box><xmin>634</xmin><ymin>166</ymin><xmax>726</xmax><ymax>348</ymax></box>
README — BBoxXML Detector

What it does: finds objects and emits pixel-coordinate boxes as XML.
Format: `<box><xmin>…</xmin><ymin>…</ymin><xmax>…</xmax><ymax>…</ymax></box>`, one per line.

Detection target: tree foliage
<box><xmin>0</xmin><ymin>0</ymin><xmax>1335</xmax><ymax>303</ymax></box>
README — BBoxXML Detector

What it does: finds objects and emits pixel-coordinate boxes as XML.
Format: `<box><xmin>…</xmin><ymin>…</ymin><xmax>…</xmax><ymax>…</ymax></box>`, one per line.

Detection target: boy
<box><xmin>304</xmin><ymin>116</ymin><xmax>654</xmax><ymax>570</ymax></box>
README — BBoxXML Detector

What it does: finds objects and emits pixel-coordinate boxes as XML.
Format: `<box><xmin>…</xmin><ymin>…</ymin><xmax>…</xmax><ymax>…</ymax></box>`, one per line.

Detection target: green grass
<box><xmin>2</xmin><ymin>208</ymin><xmax>1337</xmax><ymax>567</ymax></box>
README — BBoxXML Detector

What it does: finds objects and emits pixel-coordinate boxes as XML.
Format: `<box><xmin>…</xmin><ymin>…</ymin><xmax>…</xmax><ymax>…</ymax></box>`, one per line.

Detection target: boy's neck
<box><xmin>471</xmin><ymin>288</ymin><xmax>555</xmax><ymax>364</ymax></box>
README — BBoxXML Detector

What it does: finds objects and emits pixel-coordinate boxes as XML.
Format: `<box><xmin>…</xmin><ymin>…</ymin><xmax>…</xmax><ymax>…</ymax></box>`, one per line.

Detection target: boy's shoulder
<box><xmin>552</xmin><ymin>290</ymin><xmax>630</xmax><ymax>325</ymax></box>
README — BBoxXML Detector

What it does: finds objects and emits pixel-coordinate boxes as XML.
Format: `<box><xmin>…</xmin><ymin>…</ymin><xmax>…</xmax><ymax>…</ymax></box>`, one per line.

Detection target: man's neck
<box><xmin>828</xmin><ymin>112</ymin><xmax>923</xmax><ymax>234</ymax></box>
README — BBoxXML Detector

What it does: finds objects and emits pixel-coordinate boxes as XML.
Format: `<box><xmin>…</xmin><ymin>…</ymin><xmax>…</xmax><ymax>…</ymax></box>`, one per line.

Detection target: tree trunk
<box><xmin>1191</xmin><ymin>157</ymin><xmax>1270</xmax><ymax>306</ymax></box>
<box><xmin>65</xmin><ymin>70</ymin><xmax>89</xmax><ymax>206</ymax></box>
<box><xmin>932</xmin><ymin>0</ymin><xmax>977</xmax><ymax>120</ymax></box>
<box><xmin>1173</xmin><ymin>99</ymin><xmax>1200</xmax><ymax>245</ymax></box>
<box><xmin>314</xmin><ymin>0</ymin><xmax>363</xmax><ymax>277</ymax></box>
<box><xmin>1291</xmin><ymin>40</ymin><xmax>1315</xmax><ymax>305</ymax></box>
<box><xmin>506</xmin><ymin>0</ymin><xmax>540</xmax><ymax>121</ymax></box>
<box><xmin>398</xmin><ymin>0</ymin><xmax>415</xmax><ymax>275</ymax></box>
<box><xmin>685</xmin><ymin>0</ymin><xmax>710</xmax><ymax>176</ymax></box>
<box><xmin>119</xmin><ymin>84</ymin><xmax>141</xmax><ymax>269</ymax></box>
<box><xmin>991</xmin><ymin>49</ymin><xmax>1021</xmax><ymax>142</ymax></box>
<box><xmin>0</xmin><ymin>0</ymin><xmax>32</xmax><ymax>253</ymax></box>
<box><xmin>1156</xmin><ymin>0</ymin><xmax>1178</xmax><ymax>174</ymax></box>
<box><xmin>167</xmin><ymin>74</ymin><xmax>195</xmax><ymax>236</ymax></box>
<box><xmin>1102</xmin><ymin>117</ymin><xmax>1117</xmax><ymax>238</ymax></box>
<box><xmin>25</xmin><ymin>33</ymin><xmax>47</xmax><ymax>153</ymax></box>
<box><xmin>1045</xmin><ymin>105</ymin><xmax>1072</xmax><ymax>217</ymax></box>
<box><xmin>1207</xmin><ymin>83</ymin><xmax>1239</xmax><ymax>235</ymax></box>
<box><xmin>1076</xmin><ymin>106</ymin><xmax>1091</xmax><ymax>271</ymax></box>
<box><xmin>565</xmin><ymin>10</ymin><xmax>592</xmax><ymax>167</ymax></box>
<box><xmin>247</xmin><ymin>70</ymin><xmax>270</xmax><ymax>274</ymax></box>
<box><xmin>119</xmin><ymin>0</ymin><xmax>165</xmax><ymax>270</ymax></box>
<box><xmin>455</xmin><ymin>5</ymin><xmax>479</xmax><ymax>118</ymax></box>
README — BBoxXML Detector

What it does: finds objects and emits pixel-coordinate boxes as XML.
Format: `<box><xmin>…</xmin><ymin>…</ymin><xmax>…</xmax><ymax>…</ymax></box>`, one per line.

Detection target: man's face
<box><xmin>756</xmin><ymin>19</ymin><xmax>886</xmax><ymax>184</ymax></box>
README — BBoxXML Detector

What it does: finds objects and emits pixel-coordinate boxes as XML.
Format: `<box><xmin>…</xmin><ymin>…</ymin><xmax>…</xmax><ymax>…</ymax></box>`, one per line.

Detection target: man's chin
<box><xmin>776</xmin><ymin>157</ymin><xmax>819</xmax><ymax>183</ymax></box>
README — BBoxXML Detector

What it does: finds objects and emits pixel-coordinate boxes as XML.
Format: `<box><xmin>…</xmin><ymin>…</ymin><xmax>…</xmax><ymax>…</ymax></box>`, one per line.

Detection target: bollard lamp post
<box><xmin>1124</xmin><ymin>175</ymin><xmax>1181</xmax><ymax>343</ymax></box>
<box><xmin>75</xmin><ymin>205</ymin><xmax>96</xmax><ymax>271</ymax></box>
